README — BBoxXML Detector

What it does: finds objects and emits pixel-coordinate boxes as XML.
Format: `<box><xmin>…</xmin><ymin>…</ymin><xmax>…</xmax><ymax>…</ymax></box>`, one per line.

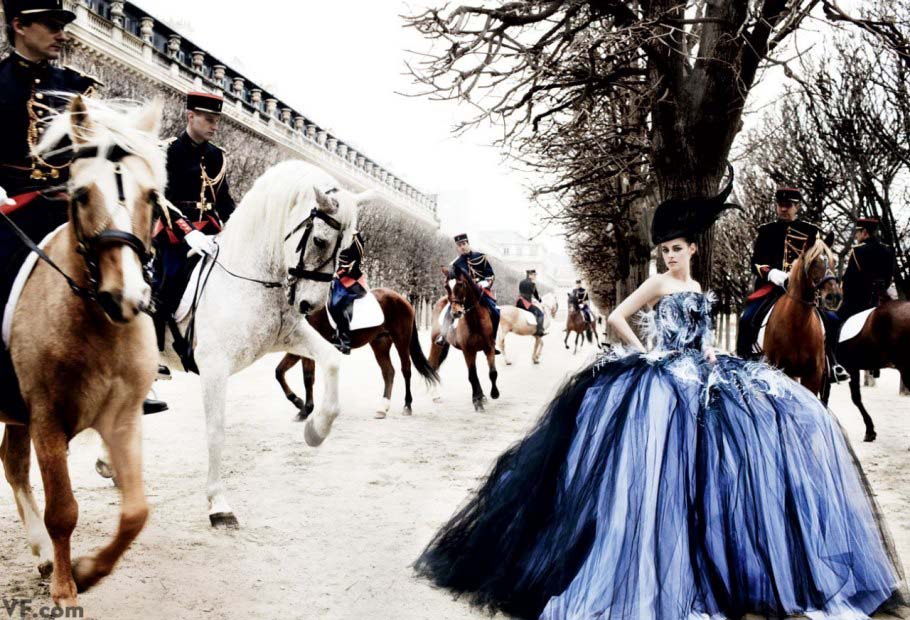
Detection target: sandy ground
<box><xmin>1</xmin><ymin>328</ymin><xmax>909</xmax><ymax>620</ymax></box>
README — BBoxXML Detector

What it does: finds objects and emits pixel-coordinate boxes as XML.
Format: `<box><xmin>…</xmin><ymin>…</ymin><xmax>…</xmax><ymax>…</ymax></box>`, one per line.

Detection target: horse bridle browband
<box><xmin>787</xmin><ymin>250</ymin><xmax>838</xmax><ymax>307</ymax></box>
<box><xmin>284</xmin><ymin>190</ymin><xmax>345</xmax><ymax>309</ymax></box>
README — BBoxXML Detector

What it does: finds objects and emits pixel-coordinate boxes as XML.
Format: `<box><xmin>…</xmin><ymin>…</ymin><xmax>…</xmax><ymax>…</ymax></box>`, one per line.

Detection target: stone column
<box><xmin>264</xmin><ymin>98</ymin><xmax>278</xmax><ymax>118</ymax></box>
<box><xmin>337</xmin><ymin>144</ymin><xmax>349</xmax><ymax>159</ymax></box>
<box><xmin>356</xmin><ymin>155</ymin><xmax>365</xmax><ymax>169</ymax></box>
<box><xmin>213</xmin><ymin>65</ymin><xmax>226</xmax><ymax>86</ymax></box>
<box><xmin>281</xmin><ymin>107</ymin><xmax>293</xmax><ymax>124</ymax></box>
<box><xmin>294</xmin><ymin>116</ymin><xmax>306</xmax><ymax>131</ymax></box>
<box><xmin>233</xmin><ymin>77</ymin><xmax>246</xmax><ymax>99</ymax></box>
<box><xmin>167</xmin><ymin>34</ymin><xmax>181</xmax><ymax>59</ymax></box>
<box><xmin>306</xmin><ymin>125</ymin><xmax>317</xmax><ymax>140</ymax></box>
<box><xmin>326</xmin><ymin>137</ymin><xmax>338</xmax><ymax>152</ymax></box>
<box><xmin>316</xmin><ymin>130</ymin><xmax>328</xmax><ymax>146</ymax></box>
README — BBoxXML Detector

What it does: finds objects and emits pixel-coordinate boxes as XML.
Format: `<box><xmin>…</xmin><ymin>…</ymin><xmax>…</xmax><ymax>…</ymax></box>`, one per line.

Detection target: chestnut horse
<box><xmin>564</xmin><ymin>301</ymin><xmax>600</xmax><ymax>354</ymax></box>
<box><xmin>0</xmin><ymin>97</ymin><xmax>163</xmax><ymax>607</ymax></box>
<box><xmin>429</xmin><ymin>270</ymin><xmax>499</xmax><ymax>411</ymax></box>
<box><xmin>835</xmin><ymin>300</ymin><xmax>910</xmax><ymax>442</ymax></box>
<box><xmin>763</xmin><ymin>239</ymin><xmax>842</xmax><ymax>396</ymax></box>
<box><xmin>273</xmin><ymin>288</ymin><xmax>439</xmax><ymax>420</ymax></box>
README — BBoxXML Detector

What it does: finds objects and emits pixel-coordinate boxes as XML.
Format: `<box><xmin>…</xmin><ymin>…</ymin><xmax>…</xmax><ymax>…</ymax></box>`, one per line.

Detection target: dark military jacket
<box><xmin>451</xmin><ymin>251</ymin><xmax>495</xmax><ymax>283</ymax></box>
<box><xmin>0</xmin><ymin>53</ymin><xmax>97</xmax><ymax>241</ymax></box>
<box><xmin>335</xmin><ymin>231</ymin><xmax>366</xmax><ymax>288</ymax></box>
<box><xmin>163</xmin><ymin>131</ymin><xmax>235</xmax><ymax>238</ymax></box>
<box><xmin>841</xmin><ymin>236</ymin><xmax>895</xmax><ymax>317</ymax></box>
<box><xmin>518</xmin><ymin>277</ymin><xmax>541</xmax><ymax>303</ymax></box>
<box><xmin>571</xmin><ymin>287</ymin><xmax>589</xmax><ymax>306</ymax></box>
<box><xmin>750</xmin><ymin>219</ymin><xmax>822</xmax><ymax>290</ymax></box>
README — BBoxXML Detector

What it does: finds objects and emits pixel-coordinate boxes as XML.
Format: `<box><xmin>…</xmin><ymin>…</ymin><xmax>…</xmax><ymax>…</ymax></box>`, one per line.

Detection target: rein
<box><xmin>785</xmin><ymin>250</ymin><xmax>837</xmax><ymax>308</ymax></box>
<box><xmin>285</xmin><ymin>203</ymin><xmax>345</xmax><ymax>308</ymax></box>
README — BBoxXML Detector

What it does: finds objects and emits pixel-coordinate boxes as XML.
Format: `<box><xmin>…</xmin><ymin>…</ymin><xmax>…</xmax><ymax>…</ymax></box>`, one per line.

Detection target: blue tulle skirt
<box><xmin>416</xmin><ymin>351</ymin><xmax>906</xmax><ymax>620</ymax></box>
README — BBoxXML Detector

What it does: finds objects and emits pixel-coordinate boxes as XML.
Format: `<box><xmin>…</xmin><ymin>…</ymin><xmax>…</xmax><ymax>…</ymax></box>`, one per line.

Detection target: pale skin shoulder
<box><xmin>606</xmin><ymin>272</ymin><xmax>707</xmax><ymax>355</ymax></box>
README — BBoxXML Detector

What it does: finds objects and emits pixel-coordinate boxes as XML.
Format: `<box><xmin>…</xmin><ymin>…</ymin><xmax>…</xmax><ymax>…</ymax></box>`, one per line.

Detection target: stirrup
<box><xmin>831</xmin><ymin>364</ymin><xmax>849</xmax><ymax>383</ymax></box>
<box><xmin>157</xmin><ymin>364</ymin><xmax>172</xmax><ymax>381</ymax></box>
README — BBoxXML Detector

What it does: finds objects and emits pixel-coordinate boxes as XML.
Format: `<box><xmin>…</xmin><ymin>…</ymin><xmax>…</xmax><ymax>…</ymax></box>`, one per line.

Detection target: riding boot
<box><xmin>143</xmin><ymin>398</ymin><xmax>168</xmax><ymax>415</ymax></box>
<box><xmin>332</xmin><ymin>301</ymin><xmax>354</xmax><ymax>355</ymax></box>
<box><xmin>535</xmin><ymin>312</ymin><xmax>545</xmax><ymax>337</ymax></box>
<box><xmin>489</xmin><ymin>306</ymin><xmax>501</xmax><ymax>354</ymax></box>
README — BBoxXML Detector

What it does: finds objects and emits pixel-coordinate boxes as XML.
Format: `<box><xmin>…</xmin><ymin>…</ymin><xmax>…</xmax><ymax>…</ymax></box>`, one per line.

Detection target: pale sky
<box><xmin>134</xmin><ymin>1</ymin><xmax>851</xmax><ymax>253</ymax></box>
<box><xmin>137</xmin><ymin>0</ymin><xmax>551</xmax><ymax>247</ymax></box>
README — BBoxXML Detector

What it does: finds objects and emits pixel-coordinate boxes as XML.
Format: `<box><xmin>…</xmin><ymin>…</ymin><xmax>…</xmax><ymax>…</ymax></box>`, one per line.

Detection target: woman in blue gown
<box><xmin>414</xmin><ymin>174</ymin><xmax>907</xmax><ymax>620</ymax></box>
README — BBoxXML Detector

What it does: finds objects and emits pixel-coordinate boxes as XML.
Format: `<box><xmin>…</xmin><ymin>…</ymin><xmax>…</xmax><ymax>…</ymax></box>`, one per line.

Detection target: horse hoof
<box><xmin>209</xmin><ymin>512</ymin><xmax>240</xmax><ymax>529</ymax></box>
<box><xmin>432</xmin><ymin>396</ymin><xmax>443</xmax><ymax>403</ymax></box>
<box><xmin>293</xmin><ymin>409</ymin><xmax>311</xmax><ymax>422</ymax></box>
<box><xmin>402</xmin><ymin>406</ymin><xmax>413</xmax><ymax>416</ymax></box>
<box><xmin>504</xmin><ymin>359</ymin><xmax>512</xmax><ymax>366</ymax></box>
<box><xmin>38</xmin><ymin>560</ymin><xmax>53</xmax><ymax>578</ymax></box>
<box><xmin>289</xmin><ymin>395</ymin><xmax>305</xmax><ymax>411</ymax></box>
<box><xmin>95</xmin><ymin>458</ymin><xmax>114</xmax><ymax>479</ymax></box>
<box><xmin>491</xmin><ymin>388</ymin><xmax>500</xmax><ymax>400</ymax></box>
<box><xmin>304</xmin><ymin>420</ymin><xmax>326</xmax><ymax>447</ymax></box>
<box><xmin>473</xmin><ymin>402</ymin><xmax>484</xmax><ymax>412</ymax></box>
<box><xmin>864</xmin><ymin>431</ymin><xmax>877</xmax><ymax>442</ymax></box>
<box><xmin>71</xmin><ymin>557</ymin><xmax>99</xmax><ymax>593</ymax></box>
<box><xmin>374</xmin><ymin>410</ymin><xmax>387</xmax><ymax>420</ymax></box>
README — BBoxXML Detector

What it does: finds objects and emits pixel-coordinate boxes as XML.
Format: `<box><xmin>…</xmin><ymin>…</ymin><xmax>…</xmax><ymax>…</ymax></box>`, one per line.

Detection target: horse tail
<box><xmin>411</xmin><ymin>322</ymin><xmax>440</xmax><ymax>386</ymax></box>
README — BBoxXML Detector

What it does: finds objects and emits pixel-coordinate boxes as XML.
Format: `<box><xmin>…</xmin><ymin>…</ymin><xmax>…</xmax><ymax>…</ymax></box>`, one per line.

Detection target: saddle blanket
<box><xmin>438</xmin><ymin>303</ymin><xmax>461</xmax><ymax>332</ymax></box>
<box><xmin>839</xmin><ymin>308</ymin><xmax>875</xmax><ymax>343</ymax></box>
<box><xmin>327</xmin><ymin>290</ymin><xmax>384</xmax><ymax>331</ymax></box>
<box><xmin>174</xmin><ymin>258</ymin><xmax>214</xmax><ymax>323</ymax></box>
<box><xmin>521</xmin><ymin>309</ymin><xmax>538</xmax><ymax>326</ymax></box>
<box><xmin>2</xmin><ymin>224</ymin><xmax>66</xmax><ymax>349</ymax></box>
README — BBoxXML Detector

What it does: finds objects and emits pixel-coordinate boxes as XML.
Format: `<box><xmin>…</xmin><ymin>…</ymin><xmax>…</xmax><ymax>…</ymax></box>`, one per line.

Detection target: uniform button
<box><xmin>35</xmin><ymin>93</ymin><xmax>44</xmax><ymax>100</ymax></box>
<box><xmin>34</xmin><ymin>78</ymin><xmax>41</xmax><ymax>84</ymax></box>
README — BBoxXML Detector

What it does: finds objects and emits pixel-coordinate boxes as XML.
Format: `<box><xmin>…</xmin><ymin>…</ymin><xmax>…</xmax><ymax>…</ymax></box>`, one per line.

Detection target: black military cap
<box><xmin>575</xmin><ymin>279</ymin><xmax>582</xmax><ymax>284</ymax></box>
<box><xmin>526</xmin><ymin>269</ymin><xmax>536</xmax><ymax>276</ymax></box>
<box><xmin>774</xmin><ymin>187</ymin><xmax>802</xmax><ymax>204</ymax></box>
<box><xmin>3</xmin><ymin>0</ymin><xmax>75</xmax><ymax>24</ymax></box>
<box><xmin>186</xmin><ymin>91</ymin><xmax>224</xmax><ymax>114</ymax></box>
<box><xmin>453</xmin><ymin>233</ymin><xmax>469</xmax><ymax>243</ymax></box>
<box><xmin>856</xmin><ymin>216</ymin><xmax>881</xmax><ymax>232</ymax></box>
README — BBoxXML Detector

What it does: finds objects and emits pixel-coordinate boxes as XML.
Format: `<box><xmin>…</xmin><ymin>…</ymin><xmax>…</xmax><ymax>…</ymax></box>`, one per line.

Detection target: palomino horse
<box><xmin>0</xmin><ymin>97</ymin><xmax>163</xmax><ymax>606</ymax></box>
<box><xmin>497</xmin><ymin>292</ymin><xmax>558</xmax><ymax>365</ymax></box>
<box><xmin>763</xmin><ymin>239</ymin><xmax>842</xmax><ymax>396</ymax></box>
<box><xmin>429</xmin><ymin>270</ymin><xmax>499</xmax><ymax>411</ymax></box>
<box><xmin>273</xmin><ymin>288</ymin><xmax>439</xmax><ymax>420</ymax></box>
<box><xmin>98</xmin><ymin>160</ymin><xmax>375</xmax><ymax>528</ymax></box>
<box><xmin>565</xmin><ymin>301</ymin><xmax>600</xmax><ymax>353</ymax></box>
<box><xmin>835</xmin><ymin>299</ymin><xmax>910</xmax><ymax>442</ymax></box>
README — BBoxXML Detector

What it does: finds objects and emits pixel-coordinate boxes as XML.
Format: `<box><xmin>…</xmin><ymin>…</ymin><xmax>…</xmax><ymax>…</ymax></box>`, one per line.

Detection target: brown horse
<box><xmin>834</xmin><ymin>300</ymin><xmax>910</xmax><ymax>442</ymax></box>
<box><xmin>564</xmin><ymin>301</ymin><xmax>600</xmax><ymax>354</ymax></box>
<box><xmin>274</xmin><ymin>288</ymin><xmax>438</xmax><ymax>420</ymax></box>
<box><xmin>0</xmin><ymin>98</ymin><xmax>163</xmax><ymax>607</ymax></box>
<box><xmin>763</xmin><ymin>239</ymin><xmax>842</xmax><ymax>396</ymax></box>
<box><xmin>429</xmin><ymin>270</ymin><xmax>499</xmax><ymax>411</ymax></box>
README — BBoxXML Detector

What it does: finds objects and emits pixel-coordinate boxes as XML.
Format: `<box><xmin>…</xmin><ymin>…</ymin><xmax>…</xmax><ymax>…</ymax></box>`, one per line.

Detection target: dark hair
<box><xmin>5</xmin><ymin>15</ymin><xmax>34</xmax><ymax>47</ymax></box>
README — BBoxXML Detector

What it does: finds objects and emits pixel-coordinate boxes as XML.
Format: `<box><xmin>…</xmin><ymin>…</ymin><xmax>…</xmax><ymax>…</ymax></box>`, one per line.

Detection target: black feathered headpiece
<box><xmin>650</xmin><ymin>165</ymin><xmax>740</xmax><ymax>246</ymax></box>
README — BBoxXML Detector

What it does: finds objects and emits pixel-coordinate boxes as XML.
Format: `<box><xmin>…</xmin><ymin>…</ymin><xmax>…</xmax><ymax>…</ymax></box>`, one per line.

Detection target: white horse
<box><xmin>103</xmin><ymin>160</ymin><xmax>373</xmax><ymax>528</ymax></box>
<box><xmin>496</xmin><ymin>292</ymin><xmax>558</xmax><ymax>365</ymax></box>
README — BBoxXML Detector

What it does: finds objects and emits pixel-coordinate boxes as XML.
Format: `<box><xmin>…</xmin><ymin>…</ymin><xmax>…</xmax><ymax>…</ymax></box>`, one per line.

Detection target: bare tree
<box><xmin>406</xmin><ymin>0</ymin><xmax>823</xmax><ymax>286</ymax></box>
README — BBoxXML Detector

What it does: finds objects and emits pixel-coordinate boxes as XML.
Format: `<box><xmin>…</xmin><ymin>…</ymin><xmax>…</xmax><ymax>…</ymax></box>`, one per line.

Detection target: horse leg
<box><xmin>428</xmin><ymin>340</ymin><xmax>449</xmax><ymax>403</ymax></box>
<box><xmin>73</xmin><ymin>413</ymin><xmax>148</xmax><ymax>593</ymax></box>
<box><xmin>391</xmin><ymin>331</ymin><xmax>413</xmax><ymax>415</ymax></box>
<box><xmin>285</xmin><ymin>319</ymin><xmax>342</xmax><ymax>448</ymax></box>
<box><xmin>564</xmin><ymin>329</ymin><xmax>570</xmax><ymax>350</ymax></box>
<box><xmin>31</xmin><ymin>422</ymin><xmax>79</xmax><ymax>607</ymax></box>
<box><xmin>274</xmin><ymin>353</ymin><xmax>305</xmax><ymax>413</ymax></box>
<box><xmin>499</xmin><ymin>327</ymin><xmax>511</xmax><ymax>366</ymax></box>
<box><xmin>847</xmin><ymin>369</ymin><xmax>876</xmax><ymax>442</ymax></box>
<box><xmin>297</xmin><ymin>357</ymin><xmax>316</xmax><ymax>422</ymax></box>
<box><xmin>464</xmin><ymin>350</ymin><xmax>484</xmax><ymax>411</ymax></box>
<box><xmin>574</xmin><ymin>332</ymin><xmax>581</xmax><ymax>355</ymax></box>
<box><xmin>1</xmin><ymin>425</ymin><xmax>53</xmax><ymax>576</ymax></box>
<box><xmin>200</xmin><ymin>369</ymin><xmax>238</xmax><ymax>529</ymax></box>
<box><xmin>532</xmin><ymin>336</ymin><xmax>541</xmax><ymax>364</ymax></box>
<box><xmin>370</xmin><ymin>336</ymin><xmax>394</xmax><ymax>419</ymax></box>
<box><xmin>487</xmin><ymin>349</ymin><xmax>500</xmax><ymax>400</ymax></box>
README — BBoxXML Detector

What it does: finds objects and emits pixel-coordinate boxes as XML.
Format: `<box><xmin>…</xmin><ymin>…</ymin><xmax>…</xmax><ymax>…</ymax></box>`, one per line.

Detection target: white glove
<box><xmin>768</xmin><ymin>269</ymin><xmax>789</xmax><ymax>288</ymax></box>
<box><xmin>0</xmin><ymin>185</ymin><xmax>14</xmax><ymax>207</ymax></box>
<box><xmin>185</xmin><ymin>230</ymin><xmax>217</xmax><ymax>257</ymax></box>
<box><xmin>478</xmin><ymin>279</ymin><xmax>491</xmax><ymax>289</ymax></box>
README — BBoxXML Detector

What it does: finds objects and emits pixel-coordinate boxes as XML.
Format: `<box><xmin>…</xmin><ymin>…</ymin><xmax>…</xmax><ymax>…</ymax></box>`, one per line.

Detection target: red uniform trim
<box><xmin>2</xmin><ymin>191</ymin><xmax>46</xmax><ymax>215</ymax></box>
<box><xmin>747</xmin><ymin>283</ymin><xmax>775</xmax><ymax>302</ymax></box>
<box><xmin>339</xmin><ymin>275</ymin><xmax>367</xmax><ymax>289</ymax></box>
<box><xmin>153</xmin><ymin>215</ymin><xmax>221</xmax><ymax>243</ymax></box>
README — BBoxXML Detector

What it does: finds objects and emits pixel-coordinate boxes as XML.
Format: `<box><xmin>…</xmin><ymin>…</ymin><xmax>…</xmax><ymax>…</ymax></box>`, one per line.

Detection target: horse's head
<box><xmin>38</xmin><ymin>96</ymin><xmax>166</xmax><ymax>323</ymax></box>
<box><xmin>445</xmin><ymin>271</ymin><xmax>478</xmax><ymax>319</ymax></box>
<box><xmin>285</xmin><ymin>181</ymin><xmax>377</xmax><ymax>314</ymax></box>
<box><xmin>791</xmin><ymin>239</ymin><xmax>842</xmax><ymax>311</ymax></box>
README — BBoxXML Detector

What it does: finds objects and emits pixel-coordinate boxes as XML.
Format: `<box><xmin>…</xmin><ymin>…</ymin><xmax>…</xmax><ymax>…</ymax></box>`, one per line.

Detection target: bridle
<box><xmin>68</xmin><ymin>145</ymin><xmax>155</xmax><ymax>300</ymax></box>
<box><xmin>447</xmin><ymin>275</ymin><xmax>479</xmax><ymax>317</ymax></box>
<box><xmin>786</xmin><ymin>249</ymin><xmax>839</xmax><ymax>308</ymax></box>
<box><xmin>284</xmin><ymin>190</ymin><xmax>345</xmax><ymax>310</ymax></box>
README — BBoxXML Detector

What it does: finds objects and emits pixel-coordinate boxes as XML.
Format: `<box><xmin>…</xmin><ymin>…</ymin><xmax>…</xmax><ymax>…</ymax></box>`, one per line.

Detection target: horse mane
<box><xmin>33</xmin><ymin>96</ymin><xmax>166</xmax><ymax>189</ymax></box>
<box><xmin>217</xmin><ymin>160</ymin><xmax>357</xmax><ymax>268</ymax></box>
